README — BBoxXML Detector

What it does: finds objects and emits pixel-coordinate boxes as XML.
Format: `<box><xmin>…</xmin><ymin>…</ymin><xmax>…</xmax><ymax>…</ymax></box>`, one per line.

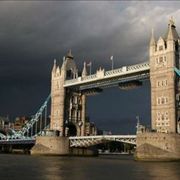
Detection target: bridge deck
<box><xmin>0</xmin><ymin>135</ymin><xmax>136</xmax><ymax>147</ymax></box>
<box><xmin>69</xmin><ymin>135</ymin><xmax>137</xmax><ymax>147</ymax></box>
<box><xmin>64</xmin><ymin>62</ymin><xmax>150</xmax><ymax>89</ymax></box>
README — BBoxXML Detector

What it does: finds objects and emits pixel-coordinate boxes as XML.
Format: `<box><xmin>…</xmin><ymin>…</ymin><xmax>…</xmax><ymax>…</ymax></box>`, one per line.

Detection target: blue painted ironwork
<box><xmin>18</xmin><ymin>94</ymin><xmax>51</xmax><ymax>137</ymax></box>
<box><xmin>174</xmin><ymin>67</ymin><xmax>180</xmax><ymax>77</ymax></box>
<box><xmin>2</xmin><ymin>94</ymin><xmax>51</xmax><ymax>140</ymax></box>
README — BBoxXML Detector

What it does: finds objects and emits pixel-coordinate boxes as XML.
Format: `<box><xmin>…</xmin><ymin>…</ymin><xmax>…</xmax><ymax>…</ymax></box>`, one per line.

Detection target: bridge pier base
<box><xmin>31</xmin><ymin>136</ymin><xmax>69</xmax><ymax>156</ymax></box>
<box><xmin>134</xmin><ymin>132</ymin><xmax>180</xmax><ymax>161</ymax></box>
<box><xmin>31</xmin><ymin>135</ymin><xmax>98</xmax><ymax>156</ymax></box>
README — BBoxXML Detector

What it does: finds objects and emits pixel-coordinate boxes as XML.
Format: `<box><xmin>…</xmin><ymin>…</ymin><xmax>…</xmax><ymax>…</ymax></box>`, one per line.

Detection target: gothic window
<box><xmin>156</xmin><ymin>56</ymin><xmax>167</xmax><ymax>67</ymax></box>
<box><xmin>162</xmin><ymin>114</ymin><xmax>165</xmax><ymax>121</ymax></box>
<box><xmin>165</xmin><ymin>97</ymin><xmax>168</xmax><ymax>103</ymax></box>
<box><xmin>157</xmin><ymin>96</ymin><xmax>168</xmax><ymax>105</ymax></box>
<box><xmin>156</xmin><ymin>112</ymin><xmax>161</xmax><ymax>121</ymax></box>
<box><xmin>66</xmin><ymin>70</ymin><xmax>73</xmax><ymax>80</ymax></box>
<box><xmin>164</xmin><ymin>56</ymin><xmax>167</xmax><ymax>62</ymax></box>
<box><xmin>161</xmin><ymin>98</ymin><xmax>165</xmax><ymax>104</ymax></box>
<box><xmin>157</xmin><ymin>81</ymin><xmax>160</xmax><ymax>87</ymax></box>
<box><xmin>159</xmin><ymin>46</ymin><xmax>163</xmax><ymax>51</ymax></box>
<box><xmin>159</xmin><ymin>56</ymin><xmax>163</xmax><ymax>63</ymax></box>
<box><xmin>157</xmin><ymin>98</ymin><xmax>161</xmax><ymax>105</ymax></box>
<box><xmin>163</xmin><ymin>79</ymin><xmax>168</xmax><ymax>86</ymax></box>
<box><xmin>156</xmin><ymin>111</ymin><xmax>169</xmax><ymax>125</ymax></box>
<box><xmin>165</xmin><ymin>112</ymin><xmax>169</xmax><ymax>120</ymax></box>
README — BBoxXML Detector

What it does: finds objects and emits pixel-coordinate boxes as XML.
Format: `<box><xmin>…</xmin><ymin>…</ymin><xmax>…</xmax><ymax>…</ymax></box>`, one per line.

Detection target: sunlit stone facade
<box><xmin>150</xmin><ymin>18</ymin><xmax>180</xmax><ymax>133</ymax></box>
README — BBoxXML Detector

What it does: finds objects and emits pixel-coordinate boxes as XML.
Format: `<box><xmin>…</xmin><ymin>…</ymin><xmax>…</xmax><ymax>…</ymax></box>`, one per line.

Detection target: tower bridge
<box><xmin>31</xmin><ymin>18</ymin><xmax>180</xmax><ymax>159</ymax></box>
<box><xmin>0</xmin><ymin>19</ymin><xmax>180</xmax><ymax>160</ymax></box>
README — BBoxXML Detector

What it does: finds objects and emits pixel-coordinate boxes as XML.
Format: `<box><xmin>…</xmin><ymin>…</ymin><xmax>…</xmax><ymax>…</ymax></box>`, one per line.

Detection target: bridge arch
<box><xmin>65</xmin><ymin>122</ymin><xmax>77</xmax><ymax>136</ymax></box>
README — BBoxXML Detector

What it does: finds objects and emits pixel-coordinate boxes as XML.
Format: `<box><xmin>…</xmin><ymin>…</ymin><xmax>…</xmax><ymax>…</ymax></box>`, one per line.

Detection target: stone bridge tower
<box><xmin>50</xmin><ymin>50</ymin><xmax>87</xmax><ymax>136</ymax></box>
<box><xmin>135</xmin><ymin>19</ymin><xmax>180</xmax><ymax>161</ymax></box>
<box><xmin>150</xmin><ymin>18</ymin><xmax>180</xmax><ymax>133</ymax></box>
<box><xmin>51</xmin><ymin>50</ymin><xmax>78</xmax><ymax>136</ymax></box>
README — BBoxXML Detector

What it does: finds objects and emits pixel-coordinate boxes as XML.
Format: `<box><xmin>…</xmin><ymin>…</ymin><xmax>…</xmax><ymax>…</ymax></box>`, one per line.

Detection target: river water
<box><xmin>0</xmin><ymin>154</ymin><xmax>180</xmax><ymax>180</ymax></box>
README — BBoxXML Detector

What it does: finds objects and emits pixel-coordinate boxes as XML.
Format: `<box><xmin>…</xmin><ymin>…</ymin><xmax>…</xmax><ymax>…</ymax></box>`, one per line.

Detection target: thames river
<box><xmin>0</xmin><ymin>154</ymin><xmax>180</xmax><ymax>180</ymax></box>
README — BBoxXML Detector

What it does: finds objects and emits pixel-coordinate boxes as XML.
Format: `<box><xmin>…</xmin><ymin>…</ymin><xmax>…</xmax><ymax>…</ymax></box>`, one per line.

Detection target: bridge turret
<box><xmin>166</xmin><ymin>17</ymin><xmax>179</xmax><ymax>52</ymax></box>
<box><xmin>61</xmin><ymin>50</ymin><xmax>78</xmax><ymax>80</ymax></box>
<box><xmin>82</xmin><ymin>62</ymin><xmax>87</xmax><ymax>77</ymax></box>
<box><xmin>66</xmin><ymin>49</ymin><xmax>73</xmax><ymax>59</ymax></box>
<box><xmin>52</xmin><ymin>59</ymin><xmax>57</xmax><ymax>75</ymax></box>
<box><xmin>149</xmin><ymin>28</ymin><xmax>156</xmax><ymax>56</ymax></box>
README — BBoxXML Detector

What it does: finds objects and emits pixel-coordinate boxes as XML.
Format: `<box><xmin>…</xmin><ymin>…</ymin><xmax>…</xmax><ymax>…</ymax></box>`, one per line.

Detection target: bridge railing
<box><xmin>105</xmin><ymin>67</ymin><xmax>123</xmax><ymax>76</ymax></box>
<box><xmin>64</xmin><ymin>62</ymin><xmax>150</xmax><ymax>87</ymax></box>
<box><xmin>82</xmin><ymin>74</ymin><xmax>97</xmax><ymax>81</ymax></box>
<box><xmin>127</xmin><ymin>62</ymin><xmax>150</xmax><ymax>71</ymax></box>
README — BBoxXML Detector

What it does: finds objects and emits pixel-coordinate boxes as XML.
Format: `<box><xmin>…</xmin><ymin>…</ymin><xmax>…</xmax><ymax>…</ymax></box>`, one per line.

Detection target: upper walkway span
<box><xmin>64</xmin><ymin>62</ymin><xmax>150</xmax><ymax>90</ymax></box>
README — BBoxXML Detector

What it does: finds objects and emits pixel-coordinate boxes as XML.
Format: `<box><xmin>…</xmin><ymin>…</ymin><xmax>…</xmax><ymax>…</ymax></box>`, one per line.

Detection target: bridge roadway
<box><xmin>0</xmin><ymin>139</ymin><xmax>35</xmax><ymax>145</ymax></box>
<box><xmin>64</xmin><ymin>62</ymin><xmax>150</xmax><ymax>90</ymax></box>
<box><xmin>69</xmin><ymin>135</ymin><xmax>137</xmax><ymax>147</ymax></box>
<box><xmin>0</xmin><ymin>135</ymin><xmax>136</xmax><ymax>147</ymax></box>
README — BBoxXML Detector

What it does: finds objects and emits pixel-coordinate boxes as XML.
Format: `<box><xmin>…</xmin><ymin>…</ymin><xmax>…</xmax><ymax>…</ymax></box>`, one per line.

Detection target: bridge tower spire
<box><xmin>82</xmin><ymin>62</ymin><xmax>87</xmax><ymax>77</ymax></box>
<box><xmin>149</xmin><ymin>28</ymin><xmax>156</xmax><ymax>56</ymax></box>
<box><xmin>150</xmin><ymin>18</ymin><xmax>180</xmax><ymax>133</ymax></box>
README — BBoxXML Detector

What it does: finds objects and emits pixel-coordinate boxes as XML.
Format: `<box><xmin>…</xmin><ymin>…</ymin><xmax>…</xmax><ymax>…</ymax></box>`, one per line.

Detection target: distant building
<box><xmin>85</xmin><ymin>122</ymin><xmax>97</xmax><ymax>136</ymax></box>
<box><xmin>14</xmin><ymin>116</ymin><xmax>29</xmax><ymax>131</ymax></box>
<box><xmin>0</xmin><ymin>116</ymin><xmax>13</xmax><ymax>129</ymax></box>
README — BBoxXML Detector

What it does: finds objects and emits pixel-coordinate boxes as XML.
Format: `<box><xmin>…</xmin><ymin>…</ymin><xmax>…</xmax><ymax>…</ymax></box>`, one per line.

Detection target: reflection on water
<box><xmin>0</xmin><ymin>154</ymin><xmax>179</xmax><ymax>180</ymax></box>
<box><xmin>136</xmin><ymin>161</ymin><xmax>180</xmax><ymax>180</ymax></box>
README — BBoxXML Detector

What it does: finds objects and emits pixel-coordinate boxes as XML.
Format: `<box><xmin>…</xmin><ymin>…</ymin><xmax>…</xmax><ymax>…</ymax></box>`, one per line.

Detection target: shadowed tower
<box><xmin>50</xmin><ymin>50</ymin><xmax>78</xmax><ymax>135</ymax></box>
<box><xmin>50</xmin><ymin>50</ymin><xmax>88</xmax><ymax>136</ymax></box>
<box><xmin>150</xmin><ymin>18</ymin><xmax>180</xmax><ymax>133</ymax></box>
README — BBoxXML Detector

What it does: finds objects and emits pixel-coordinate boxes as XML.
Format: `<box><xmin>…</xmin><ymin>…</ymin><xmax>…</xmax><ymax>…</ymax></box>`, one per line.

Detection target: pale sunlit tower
<box><xmin>150</xmin><ymin>18</ymin><xmax>180</xmax><ymax>133</ymax></box>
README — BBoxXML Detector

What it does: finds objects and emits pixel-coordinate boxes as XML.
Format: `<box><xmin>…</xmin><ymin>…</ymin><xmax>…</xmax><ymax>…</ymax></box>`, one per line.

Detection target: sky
<box><xmin>0</xmin><ymin>1</ymin><xmax>180</xmax><ymax>134</ymax></box>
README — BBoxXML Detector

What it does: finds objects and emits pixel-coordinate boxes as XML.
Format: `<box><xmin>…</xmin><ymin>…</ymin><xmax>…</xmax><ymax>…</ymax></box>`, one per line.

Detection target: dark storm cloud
<box><xmin>0</xmin><ymin>1</ymin><xmax>180</xmax><ymax>132</ymax></box>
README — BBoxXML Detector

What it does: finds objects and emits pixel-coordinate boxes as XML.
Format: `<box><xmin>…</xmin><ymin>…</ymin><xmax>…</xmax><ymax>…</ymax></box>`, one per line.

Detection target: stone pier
<box><xmin>135</xmin><ymin>132</ymin><xmax>180</xmax><ymax>161</ymax></box>
<box><xmin>31</xmin><ymin>130</ymin><xmax>97</xmax><ymax>156</ymax></box>
<box><xmin>31</xmin><ymin>136</ymin><xmax>69</xmax><ymax>156</ymax></box>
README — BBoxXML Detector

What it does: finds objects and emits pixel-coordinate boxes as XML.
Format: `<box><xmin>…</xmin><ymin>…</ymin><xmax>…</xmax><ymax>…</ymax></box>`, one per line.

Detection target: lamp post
<box><xmin>65</xmin><ymin>120</ymin><xmax>69</xmax><ymax>136</ymax></box>
<box><xmin>78</xmin><ymin>121</ymin><xmax>83</xmax><ymax>136</ymax></box>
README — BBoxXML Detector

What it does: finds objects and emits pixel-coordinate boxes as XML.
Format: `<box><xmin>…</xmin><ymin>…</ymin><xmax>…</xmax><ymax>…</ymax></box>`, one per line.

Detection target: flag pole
<box><xmin>87</xmin><ymin>62</ymin><xmax>92</xmax><ymax>75</ymax></box>
<box><xmin>110</xmin><ymin>56</ymin><xmax>114</xmax><ymax>70</ymax></box>
<box><xmin>90</xmin><ymin>62</ymin><xmax>92</xmax><ymax>75</ymax></box>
